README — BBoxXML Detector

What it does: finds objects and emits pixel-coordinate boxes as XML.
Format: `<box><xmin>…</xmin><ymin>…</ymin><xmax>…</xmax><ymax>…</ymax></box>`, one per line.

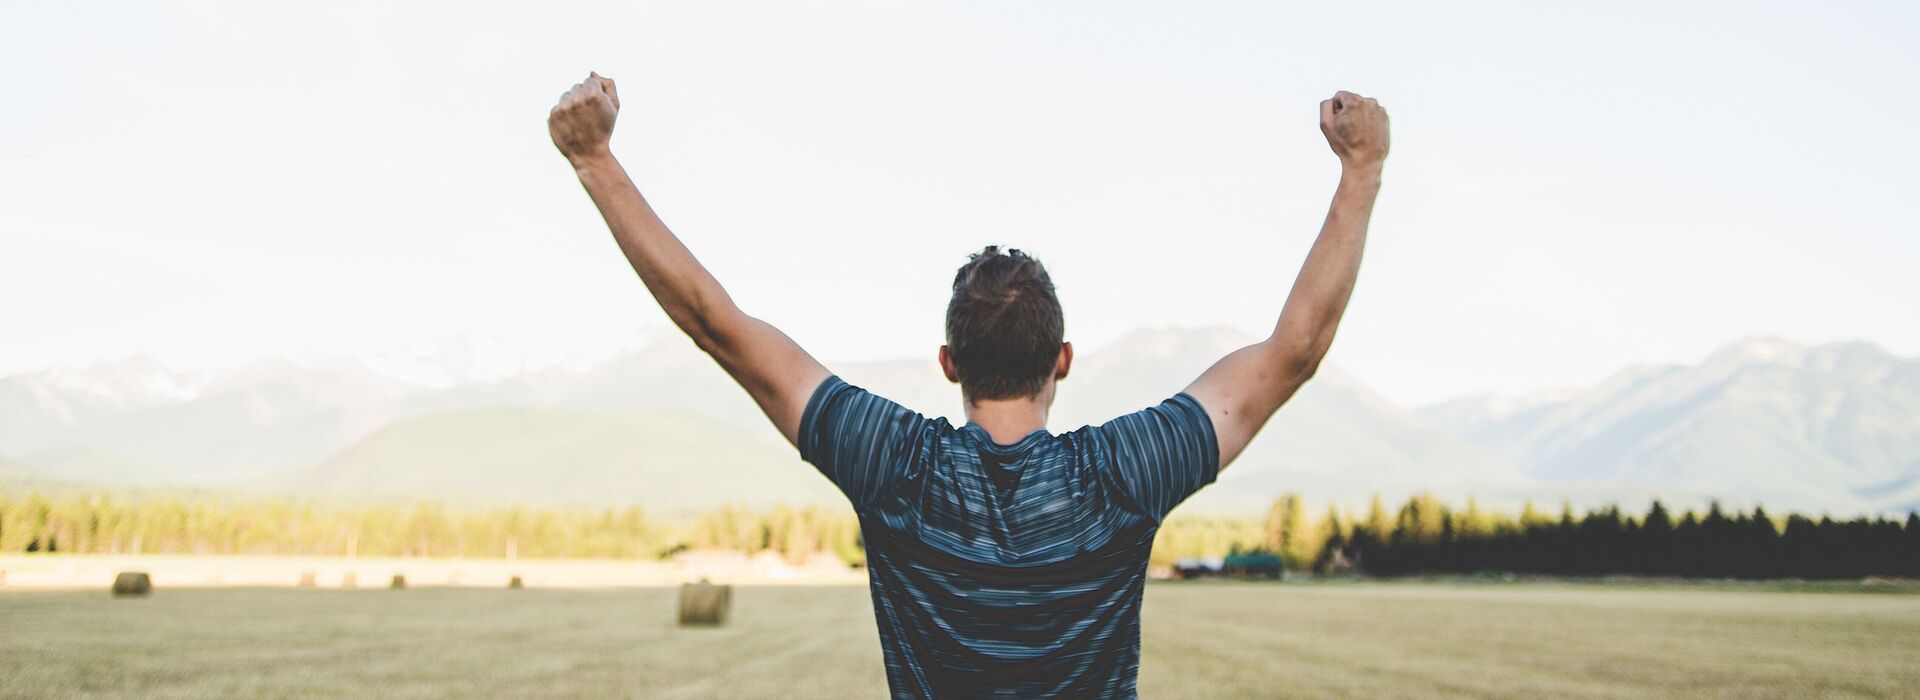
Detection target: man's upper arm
<box><xmin>1181</xmin><ymin>340</ymin><xmax>1315</xmax><ymax>470</ymax></box>
<box><xmin>701</xmin><ymin>313</ymin><xmax>831</xmax><ymax>447</ymax></box>
<box><xmin>1092</xmin><ymin>394</ymin><xmax>1220</xmax><ymax>522</ymax></box>
<box><xmin>796</xmin><ymin>376</ymin><xmax>929</xmax><ymax>511</ymax></box>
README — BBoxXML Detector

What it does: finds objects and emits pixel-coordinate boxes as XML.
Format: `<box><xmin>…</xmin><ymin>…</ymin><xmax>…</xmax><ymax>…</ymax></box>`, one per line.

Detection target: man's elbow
<box><xmin>1282</xmin><ymin>352</ymin><xmax>1322</xmax><ymax>386</ymax></box>
<box><xmin>1264</xmin><ymin>332</ymin><xmax>1329</xmax><ymax>387</ymax></box>
<box><xmin>673</xmin><ymin>304</ymin><xmax>737</xmax><ymax>358</ymax></box>
<box><xmin>683</xmin><ymin>324</ymin><xmax>725</xmax><ymax>357</ymax></box>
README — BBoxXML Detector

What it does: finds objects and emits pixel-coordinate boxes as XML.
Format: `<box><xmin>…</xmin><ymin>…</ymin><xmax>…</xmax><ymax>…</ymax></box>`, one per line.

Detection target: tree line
<box><xmin>0</xmin><ymin>491</ymin><xmax>861</xmax><ymax>565</ymax></box>
<box><xmin>1323</xmin><ymin>496</ymin><xmax>1920</xmax><ymax>579</ymax></box>
<box><xmin>4</xmin><ymin>489</ymin><xmax>1916</xmax><ymax>579</ymax></box>
<box><xmin>1201</xmin><ymin>493</ymin><xmax>1918</xmax><ymax>579</ymax></box>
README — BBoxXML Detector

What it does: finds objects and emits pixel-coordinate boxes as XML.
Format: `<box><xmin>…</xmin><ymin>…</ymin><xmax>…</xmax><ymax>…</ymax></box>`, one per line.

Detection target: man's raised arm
<box><xmin>1184</xmin><ymin>91</ymin><xmax>1390</xmax><ymax>470</ymax></box>
<box><xmin>549</xmin><ymin>73</ymin><xmax>829</xmax><ymax>445</ymax></box>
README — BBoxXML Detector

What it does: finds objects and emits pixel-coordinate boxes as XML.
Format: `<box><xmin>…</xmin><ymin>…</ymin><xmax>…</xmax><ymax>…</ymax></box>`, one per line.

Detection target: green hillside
<box><xmin>269</xmin><ymin>408</ymin><xmax>845</xmax><ymax>513</ymax></box>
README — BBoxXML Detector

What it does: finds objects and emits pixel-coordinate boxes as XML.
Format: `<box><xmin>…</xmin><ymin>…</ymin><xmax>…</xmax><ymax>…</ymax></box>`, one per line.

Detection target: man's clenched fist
<box><xmin>549</xmin><ymin>72</ymin><xmax>620</xmax><ymax>165</ymax></box>
<box><xmin>1320</xmin><ymin>91</ymin><xmax>1389</xmax><ymax>172</ymax></box>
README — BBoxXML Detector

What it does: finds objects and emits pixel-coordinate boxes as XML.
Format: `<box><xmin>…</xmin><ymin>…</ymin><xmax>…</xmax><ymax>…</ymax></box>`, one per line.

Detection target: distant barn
<box><xmin>1173</xmin><ymin>554</ymin><xmax>1284</xmax><ymax>580</ymax></box>
<box><xmin>1172</xmin><ymin>558</ymin><xmax>1222</xmax><ymax>580</ymax></box>
<box><xmin>1223</xmin><ymin>553</ymin><xmax>1283</xmax><ymax>579</ymax></box>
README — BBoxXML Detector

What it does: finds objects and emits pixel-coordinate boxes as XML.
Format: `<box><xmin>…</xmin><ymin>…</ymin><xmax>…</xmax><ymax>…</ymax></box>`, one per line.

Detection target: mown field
<box><xmin>3</xmin><ymin>580</ymin><xmax>1918</xmax><ymax>698</ymax></box>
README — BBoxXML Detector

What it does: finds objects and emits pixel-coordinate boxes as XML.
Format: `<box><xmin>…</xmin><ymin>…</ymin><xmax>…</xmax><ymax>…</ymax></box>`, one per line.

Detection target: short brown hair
<box><xmin>945</xmin><ymin>246</ymin><xmax>1065</xmax><ymax>401</ymax></box>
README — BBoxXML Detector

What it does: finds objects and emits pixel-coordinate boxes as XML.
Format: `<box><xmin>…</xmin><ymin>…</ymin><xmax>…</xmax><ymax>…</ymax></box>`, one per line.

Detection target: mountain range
<box><xmin>1421</xmin><ymin>337</ymin><xmax>1920</xmax><ymax>515</ymax></box>
<box><xmin>2</xmin><ymin>329</ymin><xmax>1915</xmax><ymax>516</ymax></box>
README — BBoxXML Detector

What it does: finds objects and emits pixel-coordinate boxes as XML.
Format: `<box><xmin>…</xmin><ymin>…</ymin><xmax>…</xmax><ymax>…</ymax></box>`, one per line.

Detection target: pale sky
<box><xmin>3</xmin><ymin>1</ymin><xmax>1916</xmax><ymax>407</ymax></box>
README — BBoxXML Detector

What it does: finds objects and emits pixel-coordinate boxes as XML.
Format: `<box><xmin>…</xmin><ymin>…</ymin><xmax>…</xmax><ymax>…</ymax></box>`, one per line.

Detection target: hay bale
<box><xmin>677</xmin><ymin>578</ymin><xmax>731</xmax><ymax>626</ymax></box>
<box><xmin>341</xmin><ymin>572</ymin><xmax>358</xmax><ymax>589</ymax></box>
<box><xmin>112</xmin><ymin>572</ymin><xmax>152</xmax><ymax>597</ymax></box>
<box><xmin>390</xmin><ymin>574</ymin><xmax>406</xmax><ymax>589</ymax></box>
<box><xmin>508</xmin><ymin>575</ymin><xmax>524</xmax><ymax>589</ymax></box>
<box><xmin>297</xmin><ymin>572</ymin><xmax>317</xmax><ymax>588</ymax></box>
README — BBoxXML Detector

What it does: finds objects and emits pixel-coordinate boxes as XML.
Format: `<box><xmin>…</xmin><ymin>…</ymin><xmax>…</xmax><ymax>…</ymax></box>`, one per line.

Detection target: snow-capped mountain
<box><xmin>1420</xmin><ymin>337</ymin><xmax>1920</xmax><ymax>514</ymax></box>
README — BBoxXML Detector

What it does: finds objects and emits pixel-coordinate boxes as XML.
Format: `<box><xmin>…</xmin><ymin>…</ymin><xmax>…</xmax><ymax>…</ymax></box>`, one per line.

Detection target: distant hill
<box><xmin>1040</xmin><ymin>328</ymin><xmax>1523</xmax><ymax>513</ymax></box>
<box><xmin>0</xmin><ymin>356</ymin><xmax>440</xmax><ymax>486</ymax></box>
<box><xmin>6</xmin><ymin>330</ymin><xmax>1916</xmax><ymax>516</ymax></box>
<box><xmin>269</xmin><ymin>408</ymin><xmax>841</xmax><ymax>512</ymax></box>
<box><xmin>0</xmin><ymin>357</ymin><xmax>204</xmax><ymax>458</ymax></box>
<box><xmin>257</xmin><ymin>327</ymin><xmax>1517</xmax><ymax>514</ymax></box>
<box><xmin>1420</xmin><ymin>338</ymin><xmax>1920</xmax><ymax>514</ymax></box>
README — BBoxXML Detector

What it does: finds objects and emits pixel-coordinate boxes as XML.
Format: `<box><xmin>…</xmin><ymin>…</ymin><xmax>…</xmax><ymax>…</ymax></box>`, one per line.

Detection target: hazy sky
<box><xmin>4</xmin><ymin>1</ymin><xmax>1916</xmax><ymax>406</ymax></box>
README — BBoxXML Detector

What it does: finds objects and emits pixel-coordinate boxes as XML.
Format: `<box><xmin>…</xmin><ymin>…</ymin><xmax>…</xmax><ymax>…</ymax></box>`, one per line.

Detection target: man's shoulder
<box><xmin>805</xmin><ymin>376</ymin><xmax>948</xmax><ymax>428</ymax></box>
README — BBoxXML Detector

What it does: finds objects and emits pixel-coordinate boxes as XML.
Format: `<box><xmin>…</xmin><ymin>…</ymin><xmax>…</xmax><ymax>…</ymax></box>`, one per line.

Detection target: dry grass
<box><xmin>1</xmin><ymin>580</ymin><xmax>1916</xmax><ymax>698</ymax></box>
<box><xmin>1139</xmin><ymin>580</ymin><xmax>1920</xmax><ymax>699</ymax></box>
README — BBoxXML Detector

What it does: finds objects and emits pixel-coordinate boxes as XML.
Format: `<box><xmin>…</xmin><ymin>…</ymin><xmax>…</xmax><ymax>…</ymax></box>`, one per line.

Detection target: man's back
<box><xmin>799</xmin><ymin>376</ymin><xmax>1218</xmax><ymax>698</ymax></box>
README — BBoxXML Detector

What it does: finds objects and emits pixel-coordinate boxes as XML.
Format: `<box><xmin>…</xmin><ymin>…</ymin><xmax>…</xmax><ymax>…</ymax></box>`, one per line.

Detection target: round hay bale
<box><xmin>390</xmin><ymin>574</ymin><xmax>406</xmax><ymax>589</ymax></box>
<box><xmin>112</xmin><ymin>572</ymin><xmax>152</xmax><ymax>597</ymax></box>
<box><xmin>508</xmin><ymin>575</ymin><xmax>524</xmax><ymax>589</ymax></box>
<box><xmin>297</xmin><ymin>572</ymin><xmax>317</xmax><ymax>588</ymax></box>
<box><xmin>677</xmin><ymin>579</ymin><xmax>731</xmax><ymax>626</ymax></box>
<box><xmin>340</xmin><ymin>572</ymin><xmax>358</xmax><ymax>589</ymax></box>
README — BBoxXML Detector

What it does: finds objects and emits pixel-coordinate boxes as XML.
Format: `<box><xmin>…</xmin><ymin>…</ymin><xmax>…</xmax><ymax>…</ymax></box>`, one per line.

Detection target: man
<box><xmin>549</xmin><ymin>72</ymin><xmax>1387</xmax><ymax>698</ymax></box>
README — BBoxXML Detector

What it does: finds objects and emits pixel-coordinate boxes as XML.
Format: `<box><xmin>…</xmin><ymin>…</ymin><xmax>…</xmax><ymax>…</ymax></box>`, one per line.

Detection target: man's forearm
<box><xmin>1266</xmin><ymin>165</ymin><xmax>1381</xmax><ymax>376</ymax></box>
<box><xmin>1180</xmin><ymin>90</ymin><xmax>1387</xmax><ymax>469</ymax></box>
<box><xmin>571</xmin><ymin>154</ymin><xmax>741</xmax><ymax>352</ymax></box>
<box><xmin>548</xmin><ymin>72</ymin><xmax>828</xmax><ymax>445</ymax></box>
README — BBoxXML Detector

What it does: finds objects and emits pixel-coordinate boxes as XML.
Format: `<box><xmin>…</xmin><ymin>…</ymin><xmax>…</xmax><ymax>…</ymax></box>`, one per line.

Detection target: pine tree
<box><xmin>1279</xmin><ymin>494</ymin><xmax>1315</xmax><ymax>571</ymax></box>
<box><xmin>1314</xmin><ymin>506</ymin><xmax>1347</xmax><ymax>572</ymax></box>
<box><xmin>1674</xmin><ymin>511</ymin><xmax>1703</xmax><ymax>576</ymax></box>
<box><xmin>1519</xmin><ymin>501</ymin><xmax>1545</xmax><ymax>528</ymax></box>
<box><xmin>1904</xmin><ymin>513</ymin><xmax>1920</xmax><ymax>577</ymax></box>
<box><xmin>1640</xmin><ymin>501</ymin><xmax>1674</xmax><ymax>575</ymax></box>
<box><xmin>1263</xmin><ymin>498</ymin><xmax>1290</xmax><ymax>554</ymax></box>
<box><xmin>1363</xmin><ymin>494</ymin><xmax>1390</xmax><ymax>541</ymax></box>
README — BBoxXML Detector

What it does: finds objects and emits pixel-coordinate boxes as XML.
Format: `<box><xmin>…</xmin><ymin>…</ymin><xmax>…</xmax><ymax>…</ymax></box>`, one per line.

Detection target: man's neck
<box><xmin>964</xmin><ymin>391</ymin><xmax>1053</xmax><ymax>446</ymax></box>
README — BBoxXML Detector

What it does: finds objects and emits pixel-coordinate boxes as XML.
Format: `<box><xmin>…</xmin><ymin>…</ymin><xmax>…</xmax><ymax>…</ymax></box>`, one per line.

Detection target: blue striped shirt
<box><xmin>798</xmin><ymin>376</ymin><xmax>1219</xmax><ymax>698</ymax></box>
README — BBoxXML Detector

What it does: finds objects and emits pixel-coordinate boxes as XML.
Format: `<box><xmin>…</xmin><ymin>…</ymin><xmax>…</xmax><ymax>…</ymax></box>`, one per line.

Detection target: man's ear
<box><xmin>939</xmin><ymin>345</ymin><xmax>961</xmax><ymax>383</ymax></box>
<box><xmin>1055</xmin><ymin>341</ymin><xmax>1073</xmax><ymax>381</ymax></box>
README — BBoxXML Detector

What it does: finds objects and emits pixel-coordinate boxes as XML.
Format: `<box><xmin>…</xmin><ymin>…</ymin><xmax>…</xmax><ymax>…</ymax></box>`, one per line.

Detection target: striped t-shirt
<box><xmin>797</xmin><ymin>376</ymin><xmax>1219</xmax><ymax>698</ymax></box>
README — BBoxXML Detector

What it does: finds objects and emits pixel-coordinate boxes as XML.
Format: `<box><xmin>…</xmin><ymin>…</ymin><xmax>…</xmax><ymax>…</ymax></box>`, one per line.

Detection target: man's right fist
<box><xmin>1319</xmin><ymin>91</ymin><xmax>1389</xmax><ymax>172</ymax></box>
<box><xmin>549</xmin><ymin>72</ymin><xmax>620</xmax><ymax>165</ymax></box>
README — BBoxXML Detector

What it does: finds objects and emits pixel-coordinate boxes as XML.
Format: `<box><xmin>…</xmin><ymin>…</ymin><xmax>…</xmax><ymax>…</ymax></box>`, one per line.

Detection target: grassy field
<box><xmin>3</xmin><ymin>581</ymin><xmax>1918</xmax><ymax>698</ymax></box>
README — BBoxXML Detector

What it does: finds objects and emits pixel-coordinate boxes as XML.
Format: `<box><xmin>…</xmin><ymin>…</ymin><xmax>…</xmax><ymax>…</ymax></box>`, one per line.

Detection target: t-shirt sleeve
<box><xmin>797</xmin><ymin>376</ymin><xmax>931</xmax><ymax>512</ymax></box>
<box><xmin>1089</xmin><ymin>393</ymin><xmax>1221</xmax><ymax>523</ymax></box>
